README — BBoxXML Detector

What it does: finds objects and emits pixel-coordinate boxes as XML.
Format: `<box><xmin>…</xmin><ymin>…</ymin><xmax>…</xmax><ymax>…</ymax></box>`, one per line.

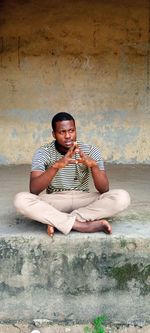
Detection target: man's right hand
<box><xmin>52</xmin><ymin>142</ymin><xmax>79</xmax><ymax>169</ymax></box>
<box><xmin>30</xmin><ymin>142</ymin><xmax>79</xmax><ymax>195</ymax></box>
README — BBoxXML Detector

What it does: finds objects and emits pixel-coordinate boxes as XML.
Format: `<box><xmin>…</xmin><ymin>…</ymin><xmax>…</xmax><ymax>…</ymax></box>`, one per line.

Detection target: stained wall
<box><xmin>0</xmin><ymin>0</ymin><xmax>150</xmax><ymax>164</ymax></box>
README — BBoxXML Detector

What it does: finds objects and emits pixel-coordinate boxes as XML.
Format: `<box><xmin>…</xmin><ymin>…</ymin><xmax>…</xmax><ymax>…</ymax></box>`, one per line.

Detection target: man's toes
<box><xmin>47</xmin><ymin>225</ymin><xmax>54</xmax><ymax>237</ymax></box>
<box><xmin>101</xmin><ymin>220</ymin><xmax>112</xmax><ymax>234</ymax></box>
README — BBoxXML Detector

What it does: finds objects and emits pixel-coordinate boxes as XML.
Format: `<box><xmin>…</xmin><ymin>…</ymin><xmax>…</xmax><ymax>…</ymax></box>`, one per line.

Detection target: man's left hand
<box><xmin>75</xmin><ymin>147</ymin><xmax>97</xmax><ymax>168</ymax></box>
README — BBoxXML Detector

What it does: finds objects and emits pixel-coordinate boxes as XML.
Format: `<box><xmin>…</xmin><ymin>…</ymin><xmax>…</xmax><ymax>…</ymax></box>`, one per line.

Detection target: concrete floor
<box><xmin>0</xmin><ymin>164</ymin><xmax>150</xmax><ymax>330</ymax></box>
<box><xmin>0</xmin><ymin>164</ymin><xmax>150</xmax><ymax>236</ymax></box>
<box><xmin>0</xmin><ymin>323</ymin><xmax>150</xmax><ymax>333</ymax></box>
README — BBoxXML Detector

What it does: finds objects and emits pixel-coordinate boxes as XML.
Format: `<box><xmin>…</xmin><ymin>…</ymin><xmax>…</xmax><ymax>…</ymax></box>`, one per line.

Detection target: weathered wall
<box><xmin>0</xmin><ymin>0</ymin><xmax>150</xmax><ymax>164</ymax></box>
<box><xmin>0</xmin><ymin>234</ymin><xmax>150</xmax><ymax>324</ymax></box>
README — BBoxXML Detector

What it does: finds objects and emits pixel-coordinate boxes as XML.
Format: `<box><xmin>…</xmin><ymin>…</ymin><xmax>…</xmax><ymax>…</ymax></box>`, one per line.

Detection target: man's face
<box><xmin>53</xmin><ymin>120</ymin><xmax>77</xmax><ymax>152</ymax></box>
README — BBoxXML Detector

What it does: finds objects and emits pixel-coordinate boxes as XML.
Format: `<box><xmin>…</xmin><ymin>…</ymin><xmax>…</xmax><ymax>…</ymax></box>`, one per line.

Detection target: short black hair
<box><xmin>52</xmin><ymin>112</ymin><xmax>75</xmax><ymax>131</ymax></box>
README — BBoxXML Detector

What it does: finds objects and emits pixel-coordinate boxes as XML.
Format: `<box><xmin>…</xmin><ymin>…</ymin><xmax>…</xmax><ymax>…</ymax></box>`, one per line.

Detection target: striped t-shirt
<box><xmin>31</xmin><ymin>140</ymin><xmax>104</xmax><ymax>193</ymax></box>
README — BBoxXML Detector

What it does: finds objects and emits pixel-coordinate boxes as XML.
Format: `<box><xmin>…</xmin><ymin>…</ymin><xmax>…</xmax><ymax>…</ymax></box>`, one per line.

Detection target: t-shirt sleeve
<box><xmin>90</xmin><ymin>146</ymin><xmax>105</xmax><ymax>170</ymax></box>
<box><xmin>31</xmin><ymin>148</ymin><xmax>47</xmax><ymax>171</ymax></box>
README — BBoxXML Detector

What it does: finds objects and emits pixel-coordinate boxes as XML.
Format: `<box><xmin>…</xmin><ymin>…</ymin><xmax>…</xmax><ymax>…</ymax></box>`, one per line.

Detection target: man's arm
<box><xmin>75</xmin><ymin>147</ymin><xmax>109</xmax><ymax>194</ymax></box>
<box><xmin>90</xmin><ymin>166</ymin><xmax>109</xmax><ymax>193</ymax></box>
<box><xmin>30</xmin><ymin>167</ymin><xmax>58</xmax><ymax>195</ymax></box>
<box><xmin>30</xmin><ymin>143</ymin><xmax>78</xmax><ymax>195</ymax></box>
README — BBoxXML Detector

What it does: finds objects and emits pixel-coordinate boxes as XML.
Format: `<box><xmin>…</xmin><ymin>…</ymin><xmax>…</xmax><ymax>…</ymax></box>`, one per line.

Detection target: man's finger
<box><xmin>76</xmin><ymin>158</ymin><xmax>84</xmax><ymax>163</ymax></box>
<box><xmin>65</xmin><ymin>147</ymin><xmax>75</xmax><ymax>157</ymax></box>
<box><xmin>69</xmin><ymin>159</ymin><xmax>79</xmax><ymax>164</ymax></box>
<box><xmin>70</xmin><ymin>158</ymin><xmax>84</xmax><ymax>164</ymax></box>
<box><xmin>77</xmin><ymin>148</ymin><xmax>85</xmax><ymax>158</ymax></box>
<box><xmin>66</xmin><ymin>142</ymin><xmax>78</xmax><ymax>157</ymax></box>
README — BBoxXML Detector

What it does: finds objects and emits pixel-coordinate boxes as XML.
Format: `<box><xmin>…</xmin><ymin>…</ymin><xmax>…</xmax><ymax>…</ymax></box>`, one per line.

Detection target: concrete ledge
<box><xmin>0</xmin><ymin>323</ymin><xmax>150</xmax><ymax>333</ymax></box>
<box><xmin>0</xmin><ymin>225</ymin><xmax>150</xmax><ymax>324</ymax></box>
<box><xmin>0</xmin><ymin>165</ymin><xmax>150</xmax><ymax>324</ymax></box>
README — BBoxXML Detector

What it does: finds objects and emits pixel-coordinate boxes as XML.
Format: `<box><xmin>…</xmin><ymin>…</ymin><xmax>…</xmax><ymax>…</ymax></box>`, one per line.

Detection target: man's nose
<box><xmin>65</xmin><ymin>131</ymin><xmax>70</xmax><ymax>138</ymax></box>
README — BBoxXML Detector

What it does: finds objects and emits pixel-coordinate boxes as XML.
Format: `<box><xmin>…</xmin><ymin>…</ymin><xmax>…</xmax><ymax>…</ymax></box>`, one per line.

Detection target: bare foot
<box><xmin>47</xmin><ymin>225</ymin><xmax>54</xmax><ymax>237</ymax></box>
<box><xmin>72</xmin><ymin>219</ymin><xmax>112</xmax><ymax>234</ymax></box>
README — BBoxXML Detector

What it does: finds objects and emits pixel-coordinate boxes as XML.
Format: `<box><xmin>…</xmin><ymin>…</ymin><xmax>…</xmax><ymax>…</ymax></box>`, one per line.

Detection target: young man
<box><xmin>14</xmin><ymin>112</ymin><xmax>130</xmax><ymax>236</ymax></box>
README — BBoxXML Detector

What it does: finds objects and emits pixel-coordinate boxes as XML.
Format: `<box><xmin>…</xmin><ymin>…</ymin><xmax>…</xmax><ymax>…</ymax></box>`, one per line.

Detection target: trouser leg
<box><xmin>71</xmin><ymin>189</ymin><xmax>131</xmax><ymax>222</ymax></box>
<box><xmin>14</xmin><ymin>192</ymin><xmax>76</xmax><ymax>235</ymax></box>
<box><xmin>14</xmin><ymin>189</ymin><xmax>130</xmax><ymax>234</ymax></box>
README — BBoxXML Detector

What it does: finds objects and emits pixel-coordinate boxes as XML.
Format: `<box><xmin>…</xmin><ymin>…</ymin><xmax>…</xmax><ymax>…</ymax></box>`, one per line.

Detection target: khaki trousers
<box><xmin>14</xmin><ymin>189</ymin><xmax>130</xmax><ymax>235</ymax></box>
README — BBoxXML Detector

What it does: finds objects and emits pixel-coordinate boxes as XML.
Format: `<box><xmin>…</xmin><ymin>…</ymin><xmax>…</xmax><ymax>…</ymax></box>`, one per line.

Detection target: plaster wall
<box><xmin>0</xmin><ymin>0</ymin><xmax>150</xmax><ymax>164</ymax></box>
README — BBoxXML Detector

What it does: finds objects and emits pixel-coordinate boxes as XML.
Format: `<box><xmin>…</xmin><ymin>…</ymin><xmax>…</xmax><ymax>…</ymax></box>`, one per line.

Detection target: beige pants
<box><xmin>14</xmin><ymin>189</ymin><xmax>130</xmax><ymax>235</ymax></box>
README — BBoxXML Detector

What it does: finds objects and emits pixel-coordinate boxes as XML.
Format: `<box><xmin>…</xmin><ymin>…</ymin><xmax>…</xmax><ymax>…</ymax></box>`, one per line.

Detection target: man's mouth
<box><xmin>65</xmin><ymin>141</ymin><xmax>73</xmax><ymax>146</ymax></box>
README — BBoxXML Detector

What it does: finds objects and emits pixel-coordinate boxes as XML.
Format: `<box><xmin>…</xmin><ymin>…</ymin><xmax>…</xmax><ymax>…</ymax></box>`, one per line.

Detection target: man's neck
<box><xmin>55</xmin><ymin>141</ymin><xmax>68</xmax><ymax>155</ymax></box>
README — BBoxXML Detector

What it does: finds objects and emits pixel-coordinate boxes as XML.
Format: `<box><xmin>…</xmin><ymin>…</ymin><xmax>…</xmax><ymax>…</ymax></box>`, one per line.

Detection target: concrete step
<box><xmin>0</xmin><ymin>165</ymin><xmax>150</xmax><ymax>325</ymax></box>
<box><xmin>0</xmin><ymin>323</ymin><xmax>150</xmax><ymax>333</ymax></box>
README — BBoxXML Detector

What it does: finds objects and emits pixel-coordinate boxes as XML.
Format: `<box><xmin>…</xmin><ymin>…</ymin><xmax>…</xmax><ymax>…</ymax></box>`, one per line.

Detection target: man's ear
<box><xmin>52</xmin><ymin>131</ymin><xmax>56</xmax><ymax>139</ymax></box>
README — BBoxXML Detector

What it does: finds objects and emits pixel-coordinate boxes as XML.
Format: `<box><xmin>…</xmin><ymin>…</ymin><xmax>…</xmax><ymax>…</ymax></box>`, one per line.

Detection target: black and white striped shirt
<box><xmin>32</xmin><ymin>140</ymin><xmax>104</xmax><ymax>193</ymax></box>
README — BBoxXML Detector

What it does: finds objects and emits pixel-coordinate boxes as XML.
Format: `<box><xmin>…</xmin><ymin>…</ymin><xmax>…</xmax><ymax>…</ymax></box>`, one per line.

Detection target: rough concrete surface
<box><xmin>0</xmin><ymin>164</ymin><xmax>150</xmax><ymax>234</ymax></box>
<box><xmin>0</xmin><ymin>0</ymin><xmax>150</xmax><ymax>164</ymax></box>
<box><xmin>0</xmin><ymin>164</ymin><xmax>150</xmax><ymax>326</ymax></box>
<box><xmin>0</xmin><ymin>323</ymin><xmax>150</xmax><ymax>333</ymax></box>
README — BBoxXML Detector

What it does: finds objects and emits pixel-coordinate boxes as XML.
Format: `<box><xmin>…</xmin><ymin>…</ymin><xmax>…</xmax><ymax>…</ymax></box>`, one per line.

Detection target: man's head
<box><xmin>52</xmin><ymin>112</ymin><xmax>75</xmax><ymax>131</ymax></box>
<box><xmin>52</xmin><ymin>112</ymin><xmax>76</xmax><ymax>153</ymax></box>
